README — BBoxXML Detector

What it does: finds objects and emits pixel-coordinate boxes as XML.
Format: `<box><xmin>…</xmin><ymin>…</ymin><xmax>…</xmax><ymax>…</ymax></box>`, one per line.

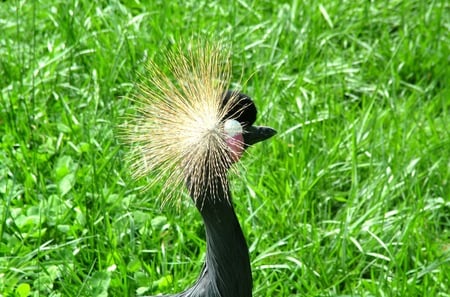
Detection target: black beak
<box><xmin>244</xmin><ymin>125</ymin><xmax>277</xmax><ymax>147</ymax></box>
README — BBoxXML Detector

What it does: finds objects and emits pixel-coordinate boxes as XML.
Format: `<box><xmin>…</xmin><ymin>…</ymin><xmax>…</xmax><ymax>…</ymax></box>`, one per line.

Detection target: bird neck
<box><xmin>192</xmin><ymin>185</ymin><xmax>252</xmax><ymax>297</ymax></box>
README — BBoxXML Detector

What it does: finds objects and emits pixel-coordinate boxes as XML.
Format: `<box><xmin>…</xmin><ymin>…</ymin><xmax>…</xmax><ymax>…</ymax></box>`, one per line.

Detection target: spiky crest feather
<box><xmin>123</xmin><ymin>41</ymin><xmax>244</xmax><ymax>206</ymax></box>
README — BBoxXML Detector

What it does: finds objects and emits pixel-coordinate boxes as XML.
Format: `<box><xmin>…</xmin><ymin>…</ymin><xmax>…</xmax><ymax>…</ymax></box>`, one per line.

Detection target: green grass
<box><xmin>1</xmin><ymin>0</ymin><xmax>449</xmax><ymax>296</ymax></box>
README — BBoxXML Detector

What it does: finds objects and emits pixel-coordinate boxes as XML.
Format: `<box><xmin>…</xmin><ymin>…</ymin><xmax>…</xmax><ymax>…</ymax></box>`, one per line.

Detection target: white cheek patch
<box><xmin>223</xmin><ymin>119</ymin><xmax>244</xmax><ymax>162</ymax></box>
<box><xmin>224</xmin><ymin>119</ymin><xmax>243</xmax><ymax>137</ymax></box>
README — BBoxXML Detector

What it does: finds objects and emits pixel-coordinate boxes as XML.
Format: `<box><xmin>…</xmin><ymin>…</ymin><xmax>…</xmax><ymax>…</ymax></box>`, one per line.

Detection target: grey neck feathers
<box><xmin>159</xmin><ymin>177</ymin><xmax>252</xmax><ymax>297</ymax></box>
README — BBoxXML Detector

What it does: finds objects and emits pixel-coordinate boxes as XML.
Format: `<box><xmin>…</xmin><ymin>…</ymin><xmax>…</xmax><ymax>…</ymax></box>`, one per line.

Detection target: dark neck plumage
<box><xmin>194</xmin><ymin>185</ymin><xmax>252</xmax><ymax>297</ymax></box>
<box><xmin>187</xmin><ymin>176</ymin><xmax>252</xmax><ymax>297</ymax></box>
<box><xmin>157</xmin><ymin>174</ymin><xmax>252</xmax><ymax>297</ymax></box>
<box><xmin>164</xmin><ymin>178</ymin><xmax>252</xmax><ymax>297</ymax></box>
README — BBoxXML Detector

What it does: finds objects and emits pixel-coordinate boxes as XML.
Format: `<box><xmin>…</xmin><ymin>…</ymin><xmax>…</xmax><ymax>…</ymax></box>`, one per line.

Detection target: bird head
<box><xmin>222</xmin><ymin>91</ymin><xmax>276</xmax><ymax>162</ymax></box>
<box><xmin>123</xmin><ymin>42</ymin><xmax>276</xmax><ymax>205</ymax></box>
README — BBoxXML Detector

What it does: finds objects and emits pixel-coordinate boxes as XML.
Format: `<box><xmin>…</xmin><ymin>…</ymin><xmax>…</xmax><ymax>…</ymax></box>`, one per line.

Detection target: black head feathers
<box><xmin>222</xmin><ymin>91</ymin><xmax>257</xmax><ymax>128</ymax></box>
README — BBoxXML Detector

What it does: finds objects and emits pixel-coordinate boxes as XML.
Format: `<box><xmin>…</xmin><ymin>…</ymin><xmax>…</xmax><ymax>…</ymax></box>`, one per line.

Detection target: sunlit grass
<box><xmin>1</xmin><ymin>0</ymin><xmax>448</xmax><ymax>296</ymax></box>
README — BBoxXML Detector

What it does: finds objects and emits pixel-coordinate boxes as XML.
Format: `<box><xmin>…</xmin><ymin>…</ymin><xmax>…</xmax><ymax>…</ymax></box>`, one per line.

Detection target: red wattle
<box><xmin>226</xmin><ymin>133</ymin><xmax>244</xmax><ymax>162</ymax></box>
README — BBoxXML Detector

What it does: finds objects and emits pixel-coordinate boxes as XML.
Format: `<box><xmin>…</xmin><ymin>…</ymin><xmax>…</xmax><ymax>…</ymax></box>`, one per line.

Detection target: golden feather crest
<box><xmin>122</xmin><ymin>41</ymin><xmax>242</xmax><ymax>206</ymax></box>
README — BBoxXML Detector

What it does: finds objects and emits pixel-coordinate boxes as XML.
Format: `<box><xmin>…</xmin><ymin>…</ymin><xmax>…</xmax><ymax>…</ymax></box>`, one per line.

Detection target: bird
<box><xmin>123</xmin><ymin>41</ymin><xmax>276</xmax><ymax>297</ymax></box>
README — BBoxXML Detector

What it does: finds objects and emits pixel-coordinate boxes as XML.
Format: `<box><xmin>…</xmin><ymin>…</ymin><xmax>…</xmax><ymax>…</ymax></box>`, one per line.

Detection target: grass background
<box><xmin>1</xmin><ymin>0</ymin><xmax>449</xmax><ymax>296</ymax></box>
